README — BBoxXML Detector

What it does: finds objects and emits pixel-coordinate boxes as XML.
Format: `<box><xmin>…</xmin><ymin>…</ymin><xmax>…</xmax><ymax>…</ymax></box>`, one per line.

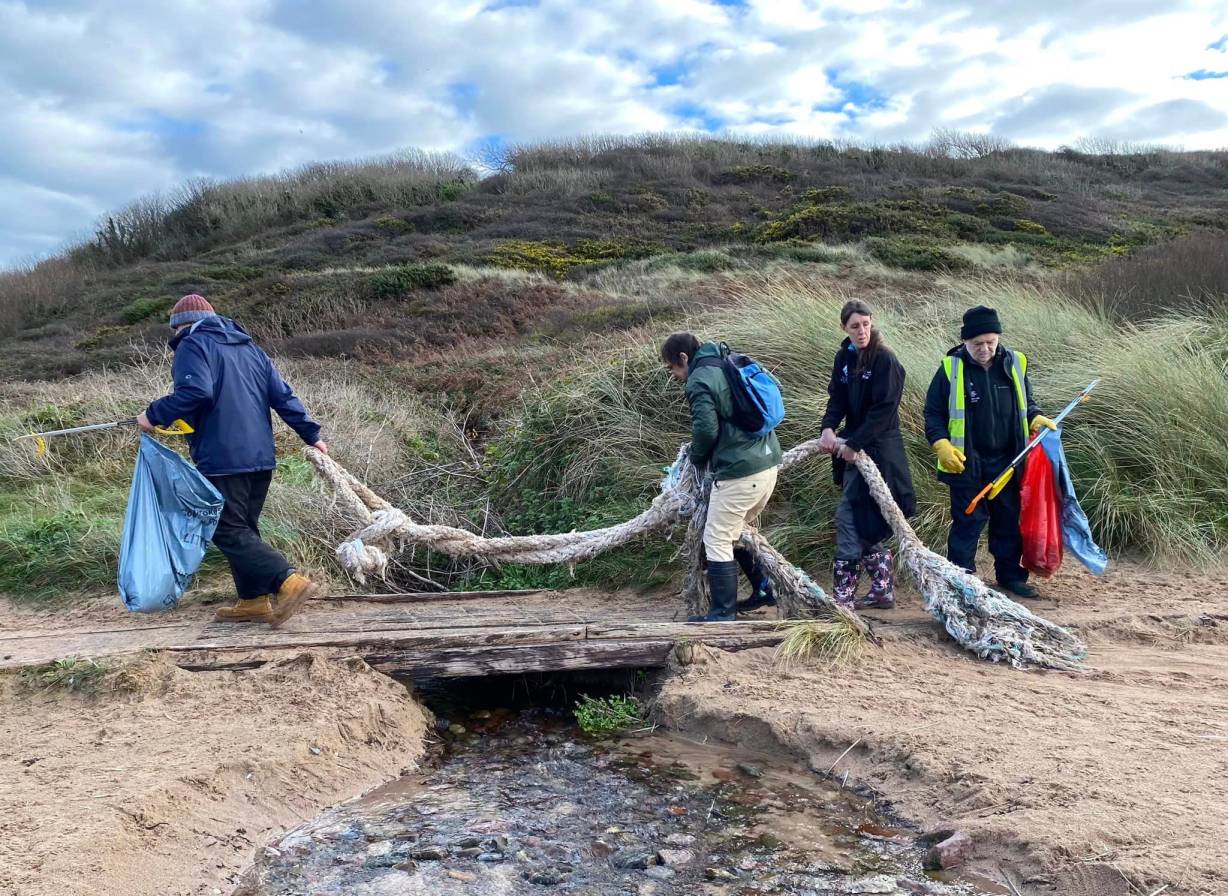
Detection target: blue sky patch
<box><xmin>1185</xmin><ymin>69</ymin><xmax>1228</xmax><ymax>80</ymax></box>
<box><xmin>672</xmin><ymin>102</ymin><xmax>724</xmax><ymax>131</ymax></box>
<box><xmin>449</xmin><ymin>81</ymin><xmax>481</xmax><ymax>116</ymax></box>
<box><xmin>117</xmin><ymin>111</ymin><xmax>208</xmax><ymax>138</ymax></box>
<box><xmin>1208</xmin><ymin>34</ymin><xmax>1228</xmax><ymax>52</ymax></box>
<box><xmin>464</xmin><ymin>133</ymin><xmax>511</xmax><ymax>170</ymax></box>
<box><xmin>818</xmin><ymin>69</ymin><xmax>888</xmax><ymax>116</ymax></box>
<box><xmin>652</xmin><ymin>59</ymin><xmax>690</xmax><ymax>87</ymax></box>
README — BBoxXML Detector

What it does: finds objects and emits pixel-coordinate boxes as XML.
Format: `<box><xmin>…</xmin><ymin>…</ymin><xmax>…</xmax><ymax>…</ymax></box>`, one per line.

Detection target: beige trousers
<box><xmin>702</xmin><ymin>466</ymin><xmax>779</xmax><ymax>562</ymax></box>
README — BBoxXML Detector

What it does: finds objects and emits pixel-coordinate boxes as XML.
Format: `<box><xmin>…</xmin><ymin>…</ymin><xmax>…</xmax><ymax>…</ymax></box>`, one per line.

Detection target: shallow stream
<box><xmin>238</xmin><ymin>677</ymin><xmax>1007</xmax><ymax>896</ymax></box>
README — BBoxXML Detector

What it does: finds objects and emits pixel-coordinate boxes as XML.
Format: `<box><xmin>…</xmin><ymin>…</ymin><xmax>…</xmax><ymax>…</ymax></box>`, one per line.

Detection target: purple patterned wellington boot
<box><xmin>832</xmin><ymin>558</ymin><xmax>860</xmax><ymax>609</ymax></box>
<box><xmin>854</xmin><ymin>549</ymin><xmax>895</xmax><ymax>610</ymax></box>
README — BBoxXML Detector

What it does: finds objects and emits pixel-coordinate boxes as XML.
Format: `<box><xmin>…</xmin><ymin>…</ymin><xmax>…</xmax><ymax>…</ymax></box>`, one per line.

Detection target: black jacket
<box><xmin>923</xmin><ymin>344</ymin><xmax>1040</xmax><ymax>484</ymax></box>
<box><xmin>820</xmin><ymin>339</ymin><xmax>917</xmax><ymax>544</ymax></box>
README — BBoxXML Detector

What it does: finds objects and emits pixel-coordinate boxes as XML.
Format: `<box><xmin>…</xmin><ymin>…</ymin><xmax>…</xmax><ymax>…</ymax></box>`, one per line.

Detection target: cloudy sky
<box><xmin>3</xmin><ymin>0</ymin><xmax>1228</xmax><ymax>268</ymax></box>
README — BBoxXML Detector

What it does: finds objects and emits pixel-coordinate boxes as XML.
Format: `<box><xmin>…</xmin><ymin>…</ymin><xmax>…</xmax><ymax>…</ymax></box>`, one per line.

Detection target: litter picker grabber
<box><xmin>18</xmin><ymin>418</ymin><xmax>193</xmax><ymax>457</ymax></box>
<box><xmin>964</xmin><ymin>379</ymin><xmax>1099</xmax><ymax>515</ymax></box>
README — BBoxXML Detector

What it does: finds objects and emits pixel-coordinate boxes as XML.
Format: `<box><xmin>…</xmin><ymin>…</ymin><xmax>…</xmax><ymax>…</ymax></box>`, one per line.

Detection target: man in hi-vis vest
<box><xmin>923</xmin><ymin>306</ymin><xmax>1055</xmax><ymax>599</ymax></box>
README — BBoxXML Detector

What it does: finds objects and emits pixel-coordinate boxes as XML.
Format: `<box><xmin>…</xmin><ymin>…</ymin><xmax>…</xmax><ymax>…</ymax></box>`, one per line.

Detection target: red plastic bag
<box><xmin>1019</xmin><ymin>448</ymin><xmax>1063</xmax><ymax>577</ymax></box>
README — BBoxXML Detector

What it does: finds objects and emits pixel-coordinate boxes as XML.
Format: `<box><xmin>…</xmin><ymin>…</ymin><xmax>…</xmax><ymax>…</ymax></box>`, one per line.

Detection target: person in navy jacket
<box><xmin>137</xmin><ymin>294</ymin><xmax>326</xmax><ymax>626</ymax></box>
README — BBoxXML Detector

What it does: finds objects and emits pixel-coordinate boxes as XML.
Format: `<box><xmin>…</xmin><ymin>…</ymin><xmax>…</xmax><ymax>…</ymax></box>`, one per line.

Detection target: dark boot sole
<box><xmin>854</xmin><ymin>600</ymin><xmax>895</xmax><ymax>610</ymax></box>
<box><xmin>734</xmin><ymin>597</ymin><xmax>777</xmax><ymax>613</ymax></box>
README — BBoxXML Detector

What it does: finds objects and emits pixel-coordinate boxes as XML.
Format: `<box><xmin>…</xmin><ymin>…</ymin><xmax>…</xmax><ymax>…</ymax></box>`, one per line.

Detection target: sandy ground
<box><xmin>656</xmin><ymin>562</ymin><xmax>1228</xmax><ymax>896</ymax></box>
<box><xmin>3</xmin><ymin>563</ymin><xmax>1227</xmax><ymax>896</ymax></box>
<box><xmin>0</xmin><ymin>652</ymin><xmax>429</xmax><ymax>896</ymax></box>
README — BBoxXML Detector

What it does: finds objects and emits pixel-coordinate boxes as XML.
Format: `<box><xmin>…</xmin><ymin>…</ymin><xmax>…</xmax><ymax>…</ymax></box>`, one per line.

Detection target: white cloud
<box><xmin>1</xmin><ymin>0</ymin><xmax>1227</xmax><ymax>267</ymax></box>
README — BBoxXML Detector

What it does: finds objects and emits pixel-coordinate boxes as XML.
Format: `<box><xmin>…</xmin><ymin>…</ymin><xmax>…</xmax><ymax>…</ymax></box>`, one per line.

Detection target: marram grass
<box><xmin>775</xmin><ymin>618</ymin><xmax>867</xmax><ymax>667</ymax></box>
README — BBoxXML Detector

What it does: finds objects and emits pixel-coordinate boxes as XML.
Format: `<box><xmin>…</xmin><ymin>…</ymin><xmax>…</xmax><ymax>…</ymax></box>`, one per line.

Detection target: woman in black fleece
<box><xmin>818</xmin><ymin>300</ymin><xmax>917</xmax><ymax>608</ymax></box>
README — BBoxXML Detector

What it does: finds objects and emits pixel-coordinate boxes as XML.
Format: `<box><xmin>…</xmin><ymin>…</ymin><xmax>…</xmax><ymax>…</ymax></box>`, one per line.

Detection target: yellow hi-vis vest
<box><xmin>938</xmin><ymin>350</ymin><xmax>1029</xmax><ymax>473</ymax></box>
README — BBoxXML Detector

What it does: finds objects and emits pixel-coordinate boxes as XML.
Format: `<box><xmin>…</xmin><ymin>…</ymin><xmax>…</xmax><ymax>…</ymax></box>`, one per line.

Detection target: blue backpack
<box><xmin>696</xmin><ymin>343</ymin><xmax>786</xmax><ymax>438</ymax></box>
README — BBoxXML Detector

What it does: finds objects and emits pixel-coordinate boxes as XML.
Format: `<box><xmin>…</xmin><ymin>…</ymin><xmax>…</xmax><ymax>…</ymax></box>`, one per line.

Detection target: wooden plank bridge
<box><xmin>0</xmin><ymin>589</ymin><xmax>793</xmax><ymax>679</ymax></box>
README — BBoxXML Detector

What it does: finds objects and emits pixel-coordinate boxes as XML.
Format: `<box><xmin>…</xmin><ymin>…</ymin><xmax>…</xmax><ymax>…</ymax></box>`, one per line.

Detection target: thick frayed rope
<box><xmin>306</xmin><ymin>439</ymin><xmax>1085</xmax><ymax>670</ymax></box>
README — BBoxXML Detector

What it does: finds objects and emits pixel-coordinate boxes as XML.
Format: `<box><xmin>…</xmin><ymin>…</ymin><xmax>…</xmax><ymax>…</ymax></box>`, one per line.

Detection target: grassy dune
<box><xmin>1</xmin><ymin>137</ymin><xmax>1226</xmax><ymax>602</ymax></box>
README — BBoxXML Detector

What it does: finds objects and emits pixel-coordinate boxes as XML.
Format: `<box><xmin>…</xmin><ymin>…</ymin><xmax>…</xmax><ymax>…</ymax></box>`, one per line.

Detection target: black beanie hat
<box><xmin>961</xmin><ymin>305</ymin><xmax>1002</xmax><ymax>340</ymax></box>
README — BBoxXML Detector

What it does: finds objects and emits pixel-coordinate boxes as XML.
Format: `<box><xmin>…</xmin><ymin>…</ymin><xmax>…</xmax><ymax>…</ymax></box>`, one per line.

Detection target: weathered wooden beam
<box><xmin>313</xmin><ymin>589</ymin><xmax>553</xmax><ymax>604</ymax></box>
<box><xmin>364</xmin><ymin>639</ymin><xmax>678</xmax><ymax>678</ymax></box>
<box><xmin>174</xmin><ymin>629</ymin><xmax>782</xmax><ymax>677</ymax></box>
<box><xmin>586</xmin><ymin>621</ymin><xmax>785</xmax><ymax>641</ymax></box>
<box><xmin>176</xmin><ymin>623</ymin><xmax>587</xmax><ymax>653</ymax></box>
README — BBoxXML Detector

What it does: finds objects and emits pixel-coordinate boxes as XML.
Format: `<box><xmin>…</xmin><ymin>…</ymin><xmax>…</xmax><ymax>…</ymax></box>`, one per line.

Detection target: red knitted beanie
<box><xmin>168</xmin><ymin>294</ymin><xmax>216</xmax><ymax>329</ymax></box>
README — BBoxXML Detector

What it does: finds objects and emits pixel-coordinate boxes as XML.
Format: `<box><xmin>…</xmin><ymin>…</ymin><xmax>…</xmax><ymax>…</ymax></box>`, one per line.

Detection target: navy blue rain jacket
<box><xmin>145</xmin><ymin>316</ymin><xmax>321</xmax><ymax>476</ymax></box>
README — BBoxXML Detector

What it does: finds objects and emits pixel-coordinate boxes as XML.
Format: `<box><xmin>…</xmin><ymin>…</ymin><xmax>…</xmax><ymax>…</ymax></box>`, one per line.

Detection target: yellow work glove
<box><xmin>932</xmin><ymin>438</ymin><xmax>966</xmax><ymax>473</ymax></box>
<box><xmin>1030</xmin><ymin>414</ymin><xmax>1057</xmax><ymax>434</ymax></box>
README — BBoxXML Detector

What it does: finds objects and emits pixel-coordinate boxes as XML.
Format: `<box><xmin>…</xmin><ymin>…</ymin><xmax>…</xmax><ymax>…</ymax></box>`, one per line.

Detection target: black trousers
<box><xmin>206</xmin><ymin>470</ymin><xmax>293</xmax><ymax>600</ymax></box>
<box><xmin>946</xmin><ymin>453</ymin><xmax>1028</xmax><ymax>585</ymax></box>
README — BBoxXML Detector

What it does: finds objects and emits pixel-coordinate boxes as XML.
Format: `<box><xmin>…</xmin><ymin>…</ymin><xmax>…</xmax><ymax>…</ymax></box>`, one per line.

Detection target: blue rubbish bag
<box><xmin>118</xmin><ymin>435</ymin><xmax>224</xmax><ymax>612</ymax></box>
<box><xmin>1040</xmin><ymin>427</ymin><xmax>1109</xmax><ymax>576</ymax></box>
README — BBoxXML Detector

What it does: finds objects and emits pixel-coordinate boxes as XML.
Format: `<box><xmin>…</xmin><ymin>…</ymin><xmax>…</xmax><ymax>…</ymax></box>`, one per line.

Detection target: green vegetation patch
<box><xmin>644</xmin><ymin>250</ymin><xmax>738</xmax><ymax>273</ymax></box>
<box><xmin>757</xmin><ymin>198</ymin><xmax>950</xmax><ymax>243</ymax></box>
<box><xmin>199</xmin><ymin>264</ymin><xmax>266</xmax><ymax>282</ymax></box>
<box><xmin>368</xmin><ymin>263</ymin><xmax>457</xmax><ymax>297</ymax></box>
<box><xmin>120</xmin><ymin>294</ymin><xmax>174</xmax><ymax>324</ymax></box>
<box><xmin>866</xmin><ymin>237</ymin><xmax>971</xmax><ymax>271</ymax></box>
<box><xmin>574</xmin><ymin>694</ymin><xmax>645</xmax><ymax>735</ymax></box>
<box><xmin>19</xmin><ymin>657</ymin><xmax>110</xmax><ymax>696</ymax></box>
<box><xmin>489</xmin><ymin>240</ymin><xmax>666</xmax><ymax>279</ymax></box>
<box><xmin>714</xmin><ymin>164</ymin><xmax>796</xmax><ymax>184</ymax></box>
<box><xmin>0</xmin><ymin>504</ymin><xmax>122</xmax><ymax>597</ymax></box>
<box><xmin>374</xmin><ymin>215</ymin><xmax>412</xmax><ymax>232</ymax></box>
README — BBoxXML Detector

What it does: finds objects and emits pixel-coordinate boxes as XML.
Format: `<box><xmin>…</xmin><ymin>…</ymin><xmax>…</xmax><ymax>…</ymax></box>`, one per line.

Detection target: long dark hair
<box><xmin>840</xmin><ymin>299</ymin><xmax>888</xmax><ymax>372</ymax></box>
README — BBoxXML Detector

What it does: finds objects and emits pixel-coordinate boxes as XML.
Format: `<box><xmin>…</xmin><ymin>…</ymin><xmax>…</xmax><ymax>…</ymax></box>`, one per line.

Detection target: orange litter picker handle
<box><xmin>964</xmin><ymin>479</ymin><xmax>998</xmax><ymax>516</ymax></box>
<box><xmin>962</xmin><ymin>379</ymin><xmax>1099</xmax><ymax>516</ymax></box>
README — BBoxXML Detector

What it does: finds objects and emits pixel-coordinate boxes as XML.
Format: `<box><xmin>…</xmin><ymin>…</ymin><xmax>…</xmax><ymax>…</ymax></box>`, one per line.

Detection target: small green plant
<box><xmin>574</xmin><ymin>694</ymin><xmax>645</xmax><ymax>735</ymax></box>
<box><xmin>120</xmin><ymin>294</ymin><xmax>173</xmax><ymax>324</ymax></box>
<box><xmin>776</xmin><ymin>619</ymin><xmax>866</xmax><ymax>667</ymax></box>
<box><xmin>275</xmin><ymin>455</ymin><xmax>316</xmax><ymax>486</ymax></box>
<box><xmin>368</xmin><ymin>263</ymin><xmax>457</xmax><ymax>297</ymax></box>
<box><xmin>20</xmin><ymin>657</ymin><xmax>110</xmax><ymax>695</ymax></box>
<box><xmin>22</xmin><ymin>403</ymin><xmax>82</xmax><ymax>431</ymax></box>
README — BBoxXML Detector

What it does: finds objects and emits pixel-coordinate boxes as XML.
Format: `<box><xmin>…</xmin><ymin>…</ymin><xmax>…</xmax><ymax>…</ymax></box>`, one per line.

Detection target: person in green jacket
<box><xmin>661</xmin><ymin>333</ymin><xmax>784</xmax><ymax>621</ymax></box>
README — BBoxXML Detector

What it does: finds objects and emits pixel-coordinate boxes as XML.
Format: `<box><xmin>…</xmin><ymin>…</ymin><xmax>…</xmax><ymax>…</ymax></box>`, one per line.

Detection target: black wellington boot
<box><xmin>733</xmin><ymin>546</ymin><xmax>777</xmax><ymax>613</ymax></box>
<box><xmin>689</xmin><ymin>560</ymin><xmax>739</xmax><ymax>622</ymax></box>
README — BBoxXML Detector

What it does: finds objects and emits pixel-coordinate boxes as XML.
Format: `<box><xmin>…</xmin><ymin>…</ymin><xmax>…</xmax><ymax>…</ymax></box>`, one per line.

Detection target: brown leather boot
<box><xmin>268</xmin><ymin>573</ymin><xmax>321</xmax><ymax>628</ymax></box>
<box><xmin>214</xmin><ymin>596</ymin><xmax>274</xmax><ymax>623</ymax></box>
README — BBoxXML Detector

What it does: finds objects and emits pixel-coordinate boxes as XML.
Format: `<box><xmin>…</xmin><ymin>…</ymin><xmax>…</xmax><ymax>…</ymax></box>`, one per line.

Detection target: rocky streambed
<box><xmin>236</xmin><ymin>686</ymin><xmax>1006</xmax><ymax>896</ymax></box>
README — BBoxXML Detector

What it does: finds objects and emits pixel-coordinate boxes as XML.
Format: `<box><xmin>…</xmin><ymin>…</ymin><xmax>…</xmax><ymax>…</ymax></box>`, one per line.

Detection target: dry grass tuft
<box><xmin>775</xmin><ymin>618</ymin><xmax>867</xmax><ymax>667</ymax></box>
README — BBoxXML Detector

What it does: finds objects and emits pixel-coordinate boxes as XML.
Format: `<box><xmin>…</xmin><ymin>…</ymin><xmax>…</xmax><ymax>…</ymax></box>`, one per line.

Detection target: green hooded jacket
<box><xmin>684</xmin><ymin>341</ymin><xmax>783</xmax><ymax>481</ymax></box>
